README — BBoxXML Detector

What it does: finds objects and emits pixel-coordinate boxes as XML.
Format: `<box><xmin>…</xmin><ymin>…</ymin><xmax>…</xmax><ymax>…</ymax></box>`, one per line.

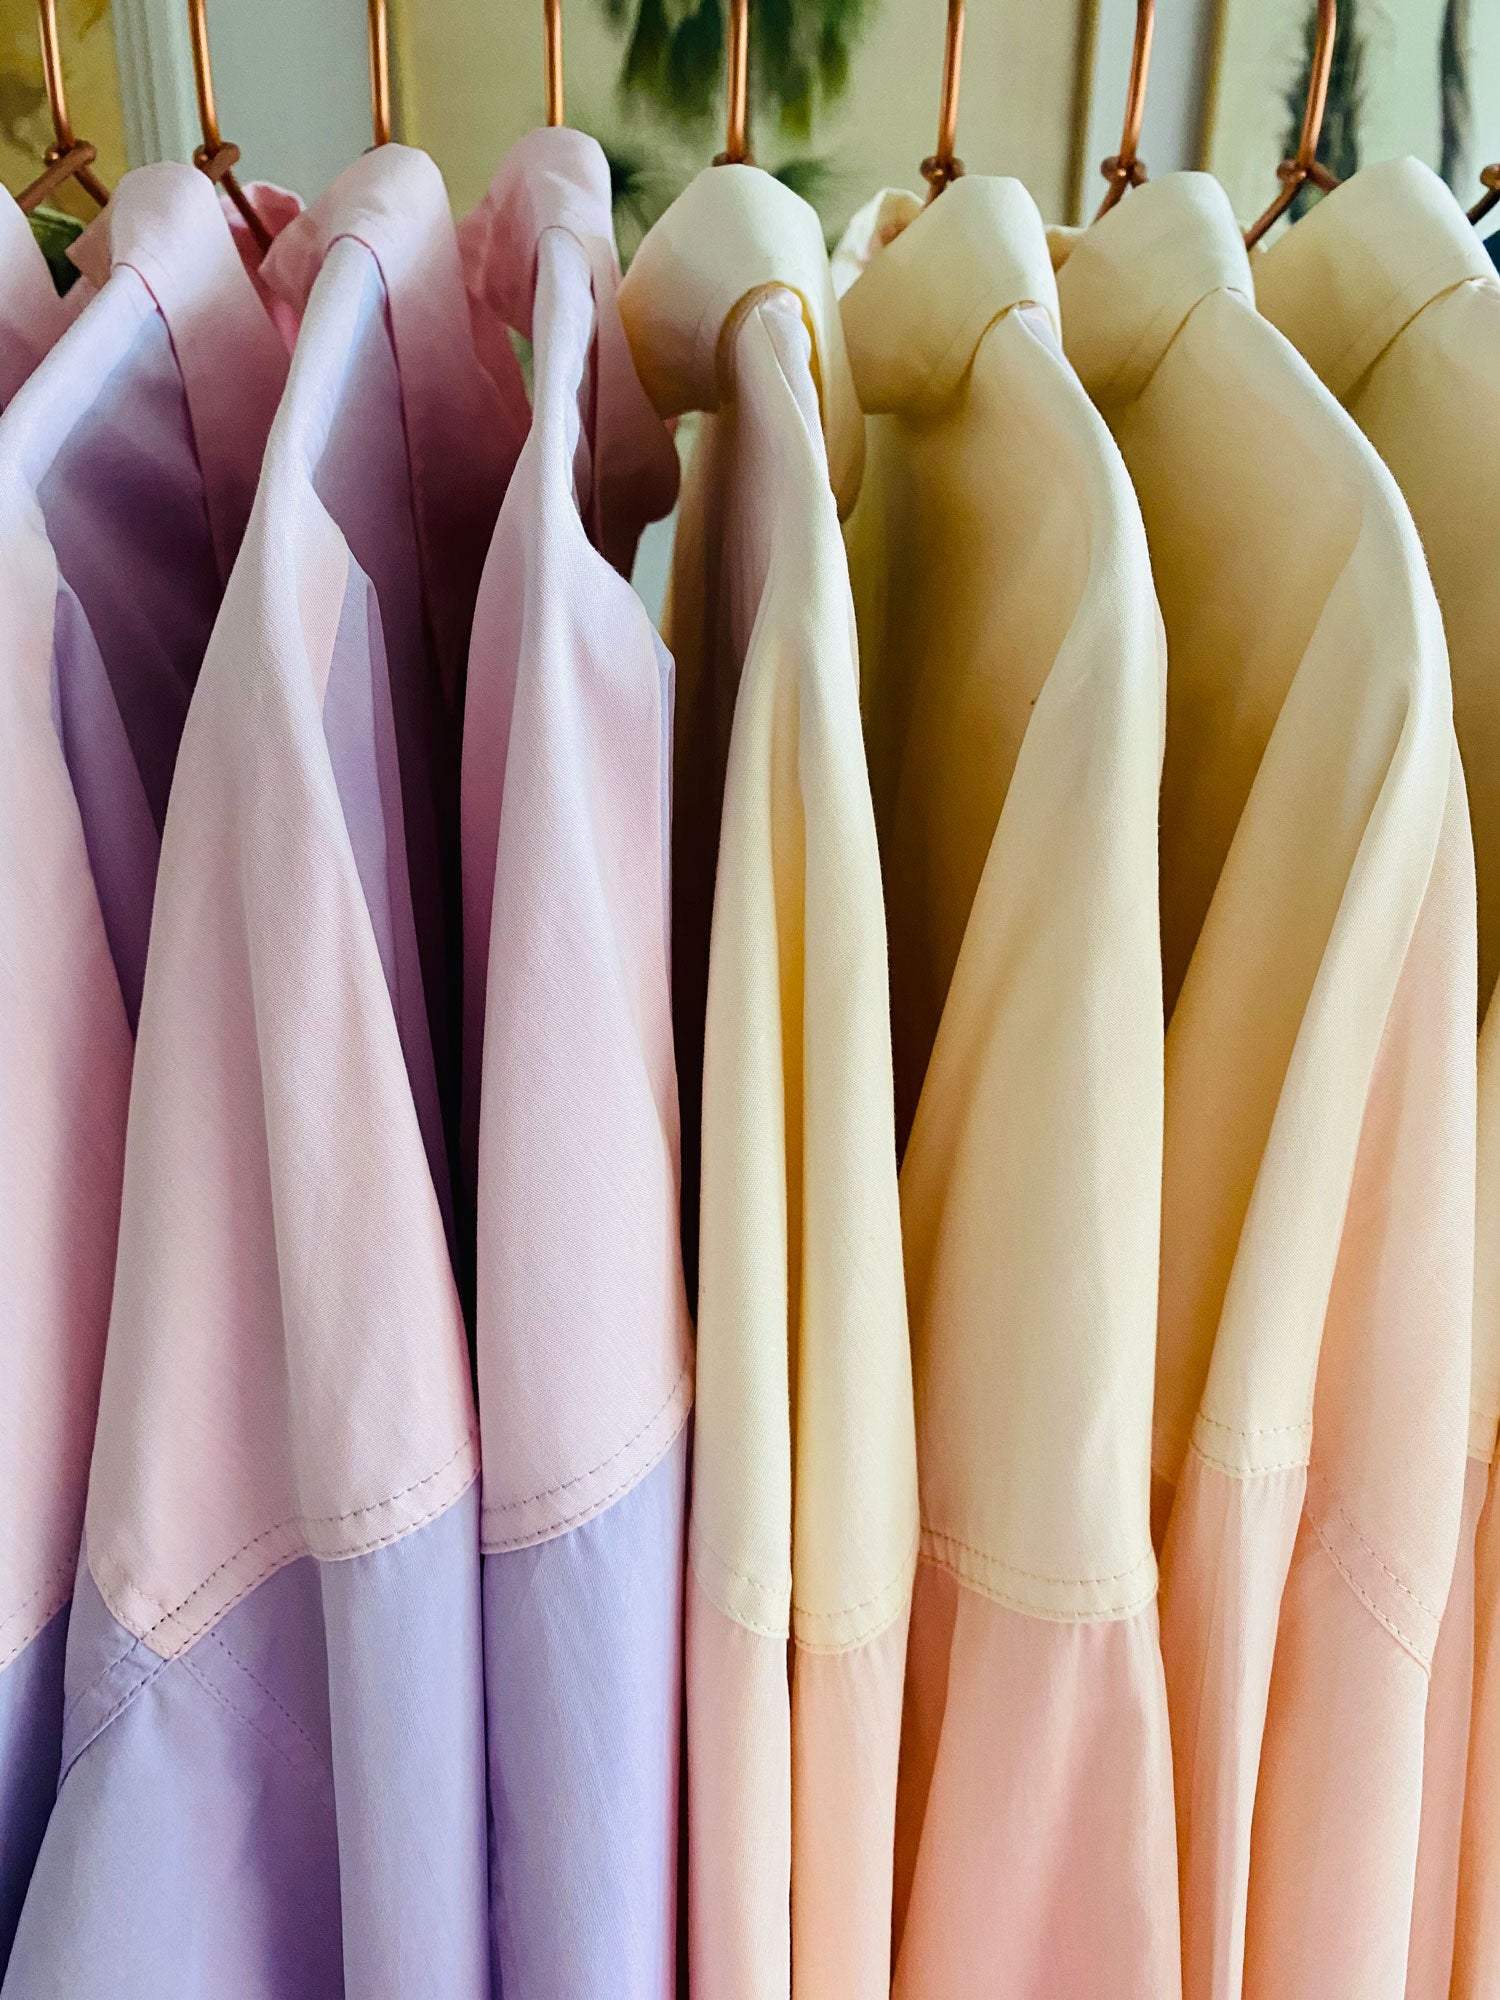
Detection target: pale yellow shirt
<box><xmin>620</xmin><ymin>165</ymin><xmax>917</xmax><ymax>2000</ymax></box>
<box><xmin>835</xmin><ymin>175</ymin><xmax>1178</xmax><ymax>1994</ymax></box>
<box><xmin>1055</xmin><ymin>173</ymin><xmax>1475</xmax><ymax>1999</ymax></box>
<box><xmin>1256</xmin><ymin>155</ymin><xmax>1500</xmax><ymax>1999</ymax></box>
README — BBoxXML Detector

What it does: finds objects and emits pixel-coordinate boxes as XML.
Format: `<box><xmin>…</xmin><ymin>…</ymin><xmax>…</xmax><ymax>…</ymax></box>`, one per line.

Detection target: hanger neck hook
<box><xmin>1244</xmin><ymin>0</ymin><xmax>1338</xmax><ymax>248</ymax></box>
<box><xmin>544</xmin><ymin>0</ymin><xmax>564</xmax><ymax>126</ymax></box>
<box><xmin>1469</xmin><ymin>163</ymin><xmax>1500</xmax><ymax>229</ymax></box>
<box><xmin>714</xmin><ymin>0</ymin><xmax>751</xmax><ymax>165</ymax></box>
<box><xmin>1096</xmin><ymin>0</ymin><xmax>1153</xmax><ymax>217</ymax></box>
<box><xmin>186</xmin><ymin>0</ymin><xmax>270</xmax><ymax>250</ymax></box>
<box><xmin>18</xmin><ymin>0</ymin><xmax>108</xmax><ymax>213</ymax></box>
<box><xmin>368</xmin><ymin>0</ymin><xmax>392</xmax><ymax>147</ymax></box>
<box><xmin>920</xmin><ymin>0</ymin><xmax>965</xmax><ymax>200</ymax></box>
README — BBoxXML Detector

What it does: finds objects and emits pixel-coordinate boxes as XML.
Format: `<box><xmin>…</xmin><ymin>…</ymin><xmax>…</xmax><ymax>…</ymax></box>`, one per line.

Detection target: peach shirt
<box><xmin>620</xmin><ymin>164</ymin><xmax>918</xmax><ymax>2000</ymax></box>
<box><xmin>1055</xmin><ymin>172</ymin><xmax>1475</xmax><ymax>2000</ymax></box>
<box><xmin>1257</xmin><ymin>157</ymin><xmax>1500</xmax><ymax>1998</ymax></box>
<box><xmin>836</xmin><ymin>175</ymin><xmax>1179</xmax><ymax>1998</ymax></box>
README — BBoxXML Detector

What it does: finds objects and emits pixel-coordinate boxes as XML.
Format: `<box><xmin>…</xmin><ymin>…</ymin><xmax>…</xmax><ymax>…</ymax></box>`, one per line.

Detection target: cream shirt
<box><xmin>1256</xmin><ymin>156</ymin><xmax>1500</xmax><ymax>2000</ymax></box>
<box><xmin>1055</xmin><ymin>173</ymin><xmax>1475</xmax><ymax>2000</ymax></box>
<box><xmin>836</xmin><ymin>175</ymin><xmax>1178</xmax><ymax>1998</ymax></box>
<box><xmin>620</xmin><ymin>165</ymin><xmax>917</xmax><ymax>2000</ymax></box>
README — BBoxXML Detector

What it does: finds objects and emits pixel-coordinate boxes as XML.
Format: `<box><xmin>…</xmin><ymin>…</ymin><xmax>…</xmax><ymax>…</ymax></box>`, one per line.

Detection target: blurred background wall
<box><xmin>1</xmin><ymin>1</ymin><xmax>1498</xmax><ymax>242</ymax></box>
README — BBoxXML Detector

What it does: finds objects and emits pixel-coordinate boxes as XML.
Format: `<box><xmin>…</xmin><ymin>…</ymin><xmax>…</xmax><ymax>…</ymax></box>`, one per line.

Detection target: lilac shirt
<box><xmin>0</xmin><ymin>164</ymin><xmax>288</xmax><ymax>1968</ymax></box>
<box><xmin>4</xmin><ymin>146</ymin><xmax>522</xmax><ymax>1999</ymax></box>
<box><xmin>456</xmin><ymin>128</ymin><xmax>689</xmax><ymax>1999</ymax></box>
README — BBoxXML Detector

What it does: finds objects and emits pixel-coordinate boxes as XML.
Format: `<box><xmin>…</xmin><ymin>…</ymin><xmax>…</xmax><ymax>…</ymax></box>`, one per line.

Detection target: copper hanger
<box><xmin>1468</xmin><ymin>165</ymin><xmax>1500</xmax><ymax>230</ymax></box>
<box><xmin>186</xmin><ymin>0</ymin><xmax>271</xmax><ymax>251</ymax></box>
<box><xmin>17</xmin><ymin>0</ymin><xmax>109</xmax><ymax>216</ymax></box>
<box><xmin>714</xmin><ymin>0</ymin><xmax>751</xmax><ymax>165</ymax></box>
<box><xmin>368</xmin><ymin>0</ymin><xmax>392</xmax><ymax>147</ymax></box>
<box><xmin>1096</xmin><ymin>0</ymin><xmax>1153</xmax><ymax>217</ymax></box>
<box><xmin>920</xmin><ymin>0</ymin><xmax>965</xmax><ymax>200</ymax></box>
<box><xmin>1244</xmin><ymin>0</ymin><xmax>1338</xmax><ymax>249</ymax></box>
<box><xmin>544</xmin><ymin>0</ymin><xmax>564</xmax><ymax>127</ymax></box>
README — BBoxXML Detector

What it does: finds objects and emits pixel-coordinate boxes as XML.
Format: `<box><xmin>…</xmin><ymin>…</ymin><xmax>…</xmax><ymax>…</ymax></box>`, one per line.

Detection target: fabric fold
<box><xmin>621</xmin><ymin>165</ymin><xmax>917</xmax><ymax>2000</ymax></box>
<box><xmin>838</xmin><ymin>175</ymin><xmax>1179</xmax><ymax>1998</ymax></box>
<box><xmin>457</xmin><ymin>126</ymin><xmax>688</xmax><ymax>2000</ymax></box>
<box><xmin>4</xmin><ymin>145</ymin><xmax>516</xmax><ymax>1999</ymax></box>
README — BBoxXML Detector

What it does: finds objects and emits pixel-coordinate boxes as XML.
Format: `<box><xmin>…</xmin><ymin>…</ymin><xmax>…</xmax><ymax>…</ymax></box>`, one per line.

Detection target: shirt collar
<box><xmin>617</xmin><ymin>162</ymin><xmax>864</xmax><ymax>517</ymax></box>
<box><xmin>836</xmin><ymin>175</ymin><xmax>1060</xmax><ymax>414</ymax></box>
<box><xmin>262</xmin><ymin>144</ymin><xmax>518</xmax><ymax>698</ymax></box>
<box><xmin>458</xmin><ymin>125</ymin><xmax>679</xmax><ymax>576</ymax></box>
<box><xmin>1050</xmin><ymin>172</ymin><xmax>1253</xmax><ymax>407</ymax></box>
<box><xmin>69</xmin><ymin>162</ymin><xmax>289</xmax><ymax>581</ymax></box>
<box><xmin>1254</xmin><ymin>156</ymin><xmax>1496</xmax><ymax>400</ymax></box>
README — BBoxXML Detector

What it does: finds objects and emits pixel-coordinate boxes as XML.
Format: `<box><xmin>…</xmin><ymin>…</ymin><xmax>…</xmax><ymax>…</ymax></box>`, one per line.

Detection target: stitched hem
<box><xmin>91</xmin><ymin>1435</ymin><xmax>480</xmax><ymax>1660</ymax></box>
<box><xmin>480</xmin><ymin>1361</ymin><xmax>693</xmax><ymax>1552</ymax></box>
<box><xmin>0</xmin><ymin>1560</ymin><xmax>75</xmax><ymax>1671</ymax></box>
<box><xmin>793</xmin><ymin>1536</ymin><xmax>918</xmax><ymax>1653</ymax></box>
<box><xmin>1187</xmin><ymin>1411</ymin><xmax>1313</xmax><ymax>1480</ymax></box>
<box><xmin>1303</xmin><ymin>1505</ymin><xmax>1433</xmax><ymax>1672</ymax></box>
<box><xmin>180</xmin><ymin>1654</ymin><xmax>333</xmax><ymax>1800</ymax></box>
<box><xmin>920</xmin><ymin>1529</ymin><xmax>1158</xmax><ymax>1624</ymax></box>
<box><xmin>688</xmin><ymin>1527</ymin><xmax>919</xmax><ymax>1654</ymax></box>
<box><xmin>688</xmin><ymin>1529</ymin><xmax>790</xmax><ymax>1639</ymax></box>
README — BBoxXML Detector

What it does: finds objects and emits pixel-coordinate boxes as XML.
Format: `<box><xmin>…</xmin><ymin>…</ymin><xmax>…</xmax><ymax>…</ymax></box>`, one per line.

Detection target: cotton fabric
<box><xmin>1054</xmin><ymin>172</ymin><xmax>1476</xmax><ymax>2000</ymax></box>
<box><xmin>1256</xmin><ymin>157</ymin><xmax>1500</xmax><ymax>1999</ymax></box>
<box><xmin>619</xmin><ymin>163</ymin><xmax>918</xmax><ymax>2000</ymax></box>
<box><xmin>0</xmin><ymin>163</ymin><xmax>288</xmax><ymax>1969</ymax></box>
<box><xmin>455</xmin><ymin>125</ymin><xmax>690</xmax><ymax>1998</ymax></box>
<box><xmin>5</xmin><ymin>145</ymin><xmax>519</xmax><ymax>1998</ymax></box>
<box><xmin>835</xmin><ymin>174</ymin><xmax>1179</xmax><ymax>1997</ymax></box>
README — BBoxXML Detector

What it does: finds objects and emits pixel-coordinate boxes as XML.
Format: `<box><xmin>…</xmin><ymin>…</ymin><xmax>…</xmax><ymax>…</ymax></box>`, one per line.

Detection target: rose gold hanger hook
<box><xmin>920</xmin><ymin>0</ymin><xmax>966</xmax><ymax>200</ymax></box>
<box><xmin>1469</xmin><ymin>163</ymin><xmax>1500</xmax><ymax>229</ymax></box>
<box><xmin>544</xmin><ymin>0</ymin><xmax>564</xmax><ymax>126</ymax></box>
<box><xmin>186</xmin><ymin>0</ymin><xmax>271</xmax><ymax>250</ymax></box>
<box><xmin>715</xmin><ymin>0</ymin><xmax>751</xmax><ymax>165</ymax></box>
<box><xmin>368</xmin><ymin>0</ymin><xmax>391</xmax><ymax>147</ymax></box>
<box><xmin>1096</xmin><ymin>0</ymin><xmax>1153</xmax><ymax>217</ymax></box>
<box><xmin>1244</xmin><ymin>0</ymin><xmax>1338</xmax><ymax>249</ymax></box>
<box><xmin>18</xmin><ymin>0</ymin><xmax>109</xmax><ymax>215</ymax></box>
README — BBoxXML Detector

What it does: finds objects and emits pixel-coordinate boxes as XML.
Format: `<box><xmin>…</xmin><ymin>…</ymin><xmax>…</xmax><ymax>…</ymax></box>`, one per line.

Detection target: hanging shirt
<box><xmin>834</xmin><ymin>174</ymin><xmax>1178</xmax><ymax>1998</ymax></box>
<box><xmin>0</xmin><ymin>191</ymin><xmax>74</xmax><ymax>404</ymax></box>
<box><xmin>1254</xmin><ymin>157</ymin><xmax>1500</xmax><ymax>1999</ymax></box>
<box><xmin>4</xmin><ymin>145</ymin><xmax>519</xmax><ymax>2000</ymax></box>
<box><xmin>0</xmin><ymin>163</ymin><xmax>288</xmax><ymax>1970</ymax></box>
<box><xmin>1053</xmin><ymin>172</ymin><xmax>1476</xmax><ymax>2000</ymax></box>
<box><xmin>618</xmin><ymin>164</ymin><xmax>917</xmax><ymax>2000</ymax></box>
<box><xmin>454</xmin><ymin>126</ymin><xmax>689</xmax><ymax>1998</ymax></box>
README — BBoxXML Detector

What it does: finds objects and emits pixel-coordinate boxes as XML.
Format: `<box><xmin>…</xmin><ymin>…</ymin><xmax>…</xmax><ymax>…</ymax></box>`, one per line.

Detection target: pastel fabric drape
<box><xmin>835</xmin><ymin>174</ymin><xmax>1179</xmax><ymax>1998</ymax></box>
<box><xmin>0</xmin><ymin>164</ymin><xmax>288</xmax><ymax>1970</ymax></box>
<box><xmin>619</xmin><ymin>165</ymin><xmax>918</xmax><ymax>2000</ymax></box>
<box><xmin>455</xmin><ymin>127</ymin><xmax>690</xmax><ymax>1999</ymax></box>
<box><xmin>5</xmin><ymin>146</ymin><xmax>519</xmax><ymax>1999</ymax></box>
<box><xmin>1054</xmin><ymin>172</ymin><xmax>1476</xmax><ymax>2000</ymax></box>
<box><xmin>1255</xmin><ymin>157</ymin><xmax>1500</xmax><ymax>1999</ymax></box>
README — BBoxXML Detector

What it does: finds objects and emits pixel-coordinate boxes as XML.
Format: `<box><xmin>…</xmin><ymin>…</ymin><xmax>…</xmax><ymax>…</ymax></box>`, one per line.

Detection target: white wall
<box><xmin>1080</xmin><ymin>0</ymin><xmax>1219</xmax><ymax>214</ymax></box>
<box><xmin>114</xmin><ymin>0</ymin><xmax>373</xmax><ymax>194</ymax></box>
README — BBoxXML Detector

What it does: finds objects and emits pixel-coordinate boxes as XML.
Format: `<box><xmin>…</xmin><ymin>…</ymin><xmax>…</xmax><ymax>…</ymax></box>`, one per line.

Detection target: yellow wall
<box><xmin>1204</xmin><ymin>0</ymin><xmax>1497</xmax><ymax>227</ymax></box>
<box><xmin>394</xmin><ymin>0</ymin><xmax>1095</xmax><ymax>246</ymax></box>
<box><xmin>0</xmin><ymin>0</ymin><xmax>126</xmax><ymax>217</ymax></box>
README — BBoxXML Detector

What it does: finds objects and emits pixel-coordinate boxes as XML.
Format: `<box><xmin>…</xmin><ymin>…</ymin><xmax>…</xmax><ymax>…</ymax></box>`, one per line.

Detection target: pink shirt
<box><xmin>1256</xmin><ymin>155</ymin><xmax>1500</xmax><ymax>2000</ymax></box>
<box><xmin>0</xmin><ymin>161</ymin><xmax>289</xmax><ymax>1958</ymax></box>
<box><xmin>7</xmin><ymin>146</ymin><xmax>518</xmax><ymax>1999</ymax></box>
<box><xmin>456</xmin><ymin>127</ymin><xmax>690</xmax><ymax>1997</ymax></box>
